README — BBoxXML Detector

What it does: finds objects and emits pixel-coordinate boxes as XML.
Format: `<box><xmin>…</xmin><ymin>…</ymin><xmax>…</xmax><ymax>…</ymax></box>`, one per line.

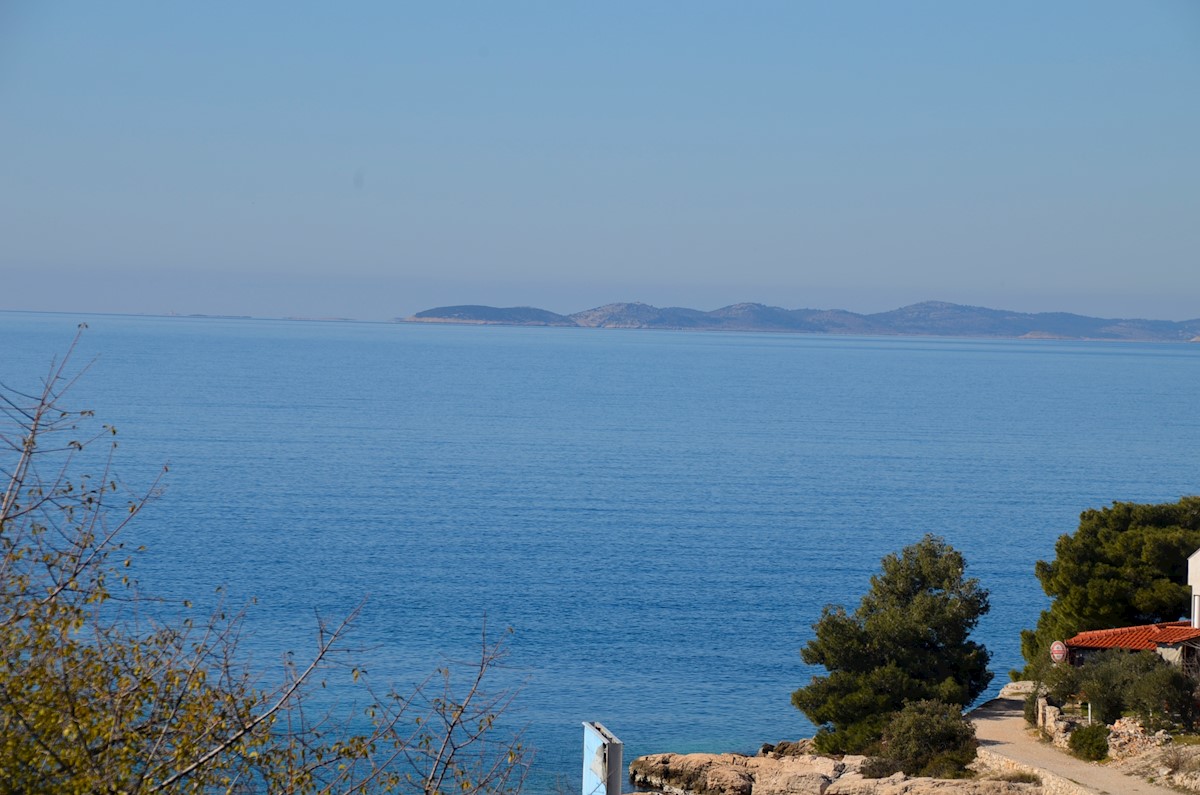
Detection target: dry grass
<box><xmin>1113</xmin><ymin>742</ymin><xmax>1200</xmax><ymax>790</ymax></box>
<box><xmin>984</xmin><ymin>770</ymin><xmax>1042</xmax><ymax>785</ymax></box>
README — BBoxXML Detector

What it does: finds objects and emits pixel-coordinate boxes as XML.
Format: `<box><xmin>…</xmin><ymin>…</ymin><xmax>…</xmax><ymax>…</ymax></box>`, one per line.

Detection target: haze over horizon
<box><xmin>2</xmin><ymin>2</ymin><xmax>1197</xmax><ymax>321</ymax></box>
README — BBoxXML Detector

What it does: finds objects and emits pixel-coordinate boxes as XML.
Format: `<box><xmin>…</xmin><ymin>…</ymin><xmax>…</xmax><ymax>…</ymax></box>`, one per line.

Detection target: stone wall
<box><xmin>1031</xmin><ymin>696</ymin><xmax>1170</xmax><ymax>758</ymax></box>
<box><xmin>1034</xmin><ymin>698</ymin><xmax>1075</xmax><ymax>748</ymax></box>
<box><xmin>1106</xmin><ymin>717</ymin><xmax>1171</xmax><ymax>759</ymax></box>
<box><xmin>993</xmin><ymin>683</ymin><xmax>1076</xmax><ymax>748</ymax></box>
<box><xmin>972</xmin><ymin>747</ymin><xmax>1088</xmax><ymax>795</ymax></box>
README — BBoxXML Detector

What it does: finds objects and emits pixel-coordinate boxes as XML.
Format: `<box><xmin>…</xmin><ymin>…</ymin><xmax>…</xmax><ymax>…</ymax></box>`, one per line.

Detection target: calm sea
<box><xmin>3</xmin><ymin>311</ymin><xmax>1198</xmax><ymax>788</ymax></box>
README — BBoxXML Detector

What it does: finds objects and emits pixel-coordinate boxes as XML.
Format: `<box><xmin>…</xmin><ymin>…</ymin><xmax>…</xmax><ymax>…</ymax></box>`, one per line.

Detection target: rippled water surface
<box><xmin>3</xmin><ymin>312</ymin><xmax>1198</xmax><ymax>788</ymax></box>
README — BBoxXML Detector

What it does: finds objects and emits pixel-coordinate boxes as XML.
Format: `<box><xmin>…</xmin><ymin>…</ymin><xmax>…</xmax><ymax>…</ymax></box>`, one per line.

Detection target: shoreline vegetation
<box><xmin>404</xmin><ymin>300</ymin><xmax>1200</xmax><ymax>342</ymax></box>
<box><xmin>627</xmin><ymin>682</ymin><xmax>1189</xmax><ymax>795</ymax></box>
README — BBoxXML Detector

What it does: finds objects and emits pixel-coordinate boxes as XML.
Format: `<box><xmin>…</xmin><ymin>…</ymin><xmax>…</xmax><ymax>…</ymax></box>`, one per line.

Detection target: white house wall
<box><xmin>1188</xmin><ymin>547</ymin><xmax>1200</xmax><ymax>628</ymax></box>
<box><xmin>1156</xmin><ymin>644</ymin><xmax>1183</xmax><ymax>666</ymax></box>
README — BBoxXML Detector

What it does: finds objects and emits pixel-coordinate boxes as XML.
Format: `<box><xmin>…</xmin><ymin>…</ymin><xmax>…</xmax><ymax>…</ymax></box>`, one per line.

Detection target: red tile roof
<box><xmin>1066</xmin><ymin>621</ymin><xmax>1200</xmax><ymax>650</ymax></box>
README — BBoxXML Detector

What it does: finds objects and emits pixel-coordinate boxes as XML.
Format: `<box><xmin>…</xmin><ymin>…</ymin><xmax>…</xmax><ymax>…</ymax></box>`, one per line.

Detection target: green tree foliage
<box><xmin>0</xmin><ymin>332</ymin><xmax>531</xmax><ymax>793</ymax></box>
<box><xmin>1127</xmin><ymin>662</ymin><xmax>1197</xmax><ymax>730</ymax></box>
<box><xmin>878</xmin><ymin>700</ymin><xmax>978</xmax><ymax>778</ymax></box>
<box><xmin>1044</xmin><ymin>650</ymin><xmax>1195</xmax><ymax>729</ymax></box>
<box><xmin>791</xmin><ymin>535</ymin><xmax>992</xmax><ymax>754</ymax></box>
<box><xmin>1068</xmin><ymin>723</ymin><xmax>1109</xmax><ymax>761</ymax></box>
<box><xmin>1021</xmin><ymin>497</ymin><xmax>1200</xmax><ymax>669</ymax></box>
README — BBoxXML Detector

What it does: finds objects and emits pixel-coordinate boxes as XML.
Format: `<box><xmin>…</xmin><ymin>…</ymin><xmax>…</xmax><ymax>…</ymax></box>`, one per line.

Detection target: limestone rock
<box><xmin>1107</xmin><ymin>717</ymin><xmax>1171</xmax><ymax>760</ymax></box>
<box><xmin>754</xmin><ymin>755</ymin><xmax>842</xmax><ymax>795</ymax></box>
<box><xmin>759</xmin><ymin>740</ymin><xmax>818</xmax><ymax>758</ymax></box>
<box><xmin>997</xmin><ymin>681</ymin><xmax>1037</xmax><ymax>699</ymax></box>
<box><xmin>629</xmin><ymin>753</ymin><xmax>755</xmax><ymax>795</ymax></box>
<box><xmin>629</xmin><ymin>751</ymin><xmax>1038</xmax><ymax>795</ymax></box>
<box><xmin>630</xmin><ymin>753</ymin><xmax>844</xmax><ymax>795</ymax></box>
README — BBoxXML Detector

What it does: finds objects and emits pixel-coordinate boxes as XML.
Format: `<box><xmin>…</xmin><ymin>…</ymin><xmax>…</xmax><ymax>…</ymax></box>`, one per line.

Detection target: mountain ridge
<box><xmin>404</xmin><ymin>301</ymin><xmax>1200</xmax><ymax>342</ymax></box>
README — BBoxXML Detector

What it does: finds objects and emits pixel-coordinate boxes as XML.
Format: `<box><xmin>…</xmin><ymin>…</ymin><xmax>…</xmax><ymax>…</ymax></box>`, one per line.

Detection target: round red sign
<box><xmin>1049</xmin><ymin>640</ymin><xmax>1068</xmax><ymax>663</ymax></box>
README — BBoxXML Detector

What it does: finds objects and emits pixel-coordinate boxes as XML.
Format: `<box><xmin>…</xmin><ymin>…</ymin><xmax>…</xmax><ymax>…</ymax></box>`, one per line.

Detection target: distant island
<box><xmin>401</xmin><ymin>301</ymin><xmax>1200</xmax><ymax>342</ymax></box>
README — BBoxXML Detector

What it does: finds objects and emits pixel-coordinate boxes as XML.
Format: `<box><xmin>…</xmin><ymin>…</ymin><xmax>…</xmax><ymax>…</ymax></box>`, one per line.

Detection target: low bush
<box><xmin>1126</xmin><ymin>663</ymin><xmax>1197</xmax><ymax>730</ymax></box>
<box><xmin>919</xmin><ymin>752</ymin><xmax>977</xmax><ymax>779</ymax></box>
<box><xmin>1024</xmin><ymin>691</ymin><xmax>1039</xmax><ymax>726</ymax></box>
<box><xmin>879</xmin><ymin>700</ymin><xmax>978</xmax><ymax>777</ymax></box>
<box><xmin>1069</xmin><ymin>723</ymin><xmax>1109</xmax><ymax>761</ymax></box>
<box><xmin>1160</xmin><ymin>745</ymin><xmax>1189</xmax><ymax>774</ymax></box>
<box><xmin>859</xmin><ymin>757</ymin><xmax>902</xmax><ymax>779</ymax></box>
<box><xmin>1076</xmin><ymin>657</ymin><xmax>1125</xmax><ymax>725</ymax></box>
<box><xmin>989</xmin><ymin>770</ymin><xmax>1041</xmax><ymax>784</ymax></box>
<box><xmin>1061</xmin><ymin>650</ymin><xmax>1196</xmax><ymax>729</ymax></box>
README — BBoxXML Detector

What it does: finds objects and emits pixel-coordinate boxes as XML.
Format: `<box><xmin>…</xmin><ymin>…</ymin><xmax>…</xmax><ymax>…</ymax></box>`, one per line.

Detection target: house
<box><xmin>1064</xmin><ymin>621</ymin><xmax>1200</xmax><ymax>678</ymax></box>
<box><xmin>1061</xmin><ymin>547</ymin><xmax>1200</xmax><ymax>678</ymax></box>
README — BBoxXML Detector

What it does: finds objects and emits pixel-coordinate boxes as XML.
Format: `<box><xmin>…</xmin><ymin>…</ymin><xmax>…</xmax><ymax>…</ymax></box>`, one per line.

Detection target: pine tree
<box><xmin>791</xmin><ymin>535</ymin><xmax>991</xmax><ymax>754</ymax></box>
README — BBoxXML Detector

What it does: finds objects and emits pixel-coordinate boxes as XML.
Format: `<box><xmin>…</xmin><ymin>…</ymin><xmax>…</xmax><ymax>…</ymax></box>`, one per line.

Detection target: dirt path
<box><xmin>970</xmin><ymin>697</ymin><xmax>1176</xmax><ymax>795</ymax></box>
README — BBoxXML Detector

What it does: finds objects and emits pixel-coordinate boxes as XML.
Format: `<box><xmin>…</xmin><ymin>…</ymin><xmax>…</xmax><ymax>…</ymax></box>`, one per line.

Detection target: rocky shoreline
<box><xmin>628</xmin><ymin>681</ymin><xmax>1200</xmax><ymax>795</ymax></box>
<box><xmin>628</xmin><ymin>745</ymin><xmax>1039</xmax><ymax>795</ymax></box>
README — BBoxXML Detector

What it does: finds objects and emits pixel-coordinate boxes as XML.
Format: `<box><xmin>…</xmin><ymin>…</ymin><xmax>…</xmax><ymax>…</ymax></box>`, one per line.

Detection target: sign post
<box><xmin>582</xmin><ymin>722</ymin><xmax>623</xmax><ymax>795</ymax></box>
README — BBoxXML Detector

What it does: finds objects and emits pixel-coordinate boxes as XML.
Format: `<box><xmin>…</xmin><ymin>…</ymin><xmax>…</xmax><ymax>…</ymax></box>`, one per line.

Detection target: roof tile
<box><xmin>1066</xmin><ymin>621</ymin><xmax>1200</xmax><ymax>650</ymax></box>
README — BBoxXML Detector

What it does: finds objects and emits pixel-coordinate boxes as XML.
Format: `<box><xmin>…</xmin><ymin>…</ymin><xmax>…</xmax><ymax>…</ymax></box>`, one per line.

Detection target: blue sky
<box><xmin>2</xmin><ymin>2</ymin><xmax>1197</xmax><ymax>320</ymax></box>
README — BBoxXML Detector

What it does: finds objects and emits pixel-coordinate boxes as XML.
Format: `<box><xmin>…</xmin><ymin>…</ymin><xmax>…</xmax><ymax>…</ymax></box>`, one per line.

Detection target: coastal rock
<box><xmin>630</xmin><ymin>753</ymin><xmax>755</xmax><ymax>795</ymax></box>
<box><xmin>630</xmin><ymin>752</ymin><xmax>1037</xmax><ymax>795</ymax></box>
<box><xmin>758</xmin><ymin>740</ymin><xmax>818</xmax><ymax>758</ymax></box>
<box><xmin>629</xmin><ymin>752</ymin><xmax>840</xmax><ymax>795</ymax></box>
<box><xmin>754</xmin><ymin>764</ymin><xmax>837</xmax><ymax>795</ymax></box>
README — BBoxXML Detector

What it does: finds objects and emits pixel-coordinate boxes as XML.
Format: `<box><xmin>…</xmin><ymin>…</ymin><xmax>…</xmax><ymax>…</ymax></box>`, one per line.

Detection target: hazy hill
<box><xmin>571</xmin><ymin>302</ymin><xmax>711</xmax><ymax>328</ymax></box>
<box><xmin>402</xmin><ymin>301</ymin><xmax>1200</xmax><ymax>342</ymax></box>
<box><xmin>863</xmin><ymin>301</ymin><xmax>1200</xmax><ymax>341</ymax></box>
<box><xmin>408</xmin><ymin>305</ymin><xmax>576</xmax><ymax>326</ymax></box>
